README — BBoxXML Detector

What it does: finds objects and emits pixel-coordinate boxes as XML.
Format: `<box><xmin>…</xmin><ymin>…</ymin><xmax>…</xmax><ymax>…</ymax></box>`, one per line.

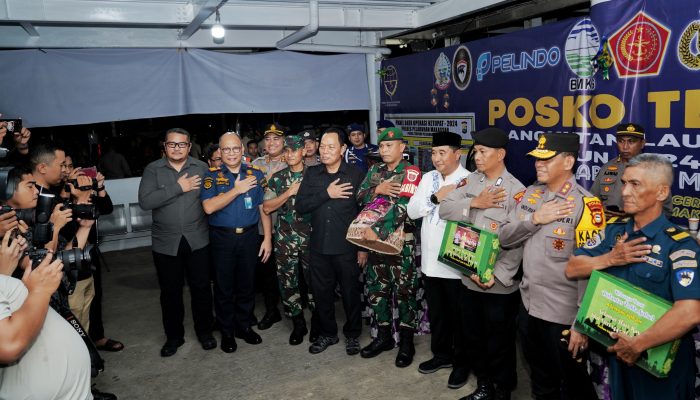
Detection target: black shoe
<box><xmin>459</xmin><ymin>380</ymin><xmax>494</xmax><ymax>400</ymax></box>
<box><xmin>160</xmin><ymin>338</ymin><xmax>184</xmax><ymax>357</ymax></box>
<box><xmin>448</xmin><ymin>366</ymin><xmax>469</xmax><ymax>389</ymax></box>
<box><xmin>417</xmin><ymin>357</ymin><xmax>453</xmax><ymax>374</ymax></box>
<box><xmin>395</xmin><ymin>329</ymin><xmax>415</xmax><ymax>368</ymax></box>
<box><xmin>289</xmin><ymin>315</ymin><xmax>308</xmax><ymax>346</ymax></box>
<box><xmin>345</xmin><ymin>337</ymin><xmax>360</xmax><ymax>356</ymax></box>
<box><xmin>198</xmin><ymin>334</ymin><xmax>217</xmax><ymax>351</ymax></box>
<box><xmin>91</xmin><ymin>387</ymin><xmax>117</xmax><ymax>400</ymax></box>
<box><xmin>308</xmin><ymin>335</ymin><xmax>339</xmax><ymax>354</ymax></box>
<box><xmin>235</xmin><ymin>329</ymin><xmax>263</xmax><ymax>345</ymax></box>
<box><xmin>220</xmin><ymin>335</ymin><xmax>237</xmax><ymax>353</ymax></box>
<box><xmin>360</xmin><ymin>326</ymin><xmax>395</xmax><ymax>359</ymax></box>
<box><xmin>258</xmin><ymin>309</ymin><xmax>282</xmax><ymax>330</ymax></box>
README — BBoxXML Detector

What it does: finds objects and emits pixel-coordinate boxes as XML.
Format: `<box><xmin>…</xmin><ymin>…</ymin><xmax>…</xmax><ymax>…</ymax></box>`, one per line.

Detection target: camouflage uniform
<box><xmin>357</xmin><ymin>159</ymin><xmax>418</xmax><ymax>329</ymax></box>
<box><xmin>264</xmin><ymin>166</ymin><xmax>313</xmax><ymax>317</ymax></box>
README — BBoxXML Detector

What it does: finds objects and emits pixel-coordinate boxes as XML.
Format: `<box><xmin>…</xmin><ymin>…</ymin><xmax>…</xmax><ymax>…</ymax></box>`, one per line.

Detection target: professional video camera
<box><xmin>59</xmin><ymin>200</ymin><xmax>99</xmax><ymax>220</ymax></box>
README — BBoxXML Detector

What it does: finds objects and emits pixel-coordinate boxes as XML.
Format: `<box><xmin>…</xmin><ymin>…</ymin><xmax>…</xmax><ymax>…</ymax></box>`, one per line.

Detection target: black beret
<box><xmin>472</xmin><ymin>128</ymin><xmax>508</xmax><ymax>149</ymax></box>
<box><xmin>432</xmin><ymin>130</ymin><xmax>462</xmax><ymax>148</ymax></box>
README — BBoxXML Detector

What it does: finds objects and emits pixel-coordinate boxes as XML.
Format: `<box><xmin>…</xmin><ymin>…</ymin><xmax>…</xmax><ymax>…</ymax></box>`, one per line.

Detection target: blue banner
<box><xmin>380</xmin><ymin>0</ymin><xmax>700</xmax><ymax>222</ymax></box>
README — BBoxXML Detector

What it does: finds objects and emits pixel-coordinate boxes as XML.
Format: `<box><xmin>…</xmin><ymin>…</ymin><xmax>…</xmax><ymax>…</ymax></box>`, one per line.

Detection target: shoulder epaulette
<box><xmin>249</xmin><ymin>164</ymin><xmax>261</xmax><ymax>171</ymax></box>
<box><xmin>666</xmin><ymin>226</ymin><xmax>691</xmax><ymax>241</ymax></box>
<box><xmin>607</xmin><ymin>216</ymin><xmax>630</xmax><ymax>224</ymax></box>
<box><xmin>208</xmin><ymin>167</ymin><xmax>220</xmax><ymax>172</ymax></box>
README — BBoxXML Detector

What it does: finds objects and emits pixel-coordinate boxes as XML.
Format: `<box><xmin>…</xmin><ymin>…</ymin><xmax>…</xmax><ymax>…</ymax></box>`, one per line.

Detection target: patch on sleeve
<box><xmin>676</xmin><ymin>269</ymin><xmax>695</xmax><ymax>287</ymax></box>
<box><xmin>583</xmin><ymin>231</ymin><xmax>605</xmax><ymax>249</ymax></box>
<box><xmin>203</xmin><ymin>176</ymin><xmax>213</xmax><ymax>189</ymax></box>
<box><xmin>672</xmin><ymin>259</ymin><xmax>698</xmax><ymax>269</ymax></box>
<box><xmin>670</xmin><ymin>249</ymin><xmax>696</xmax><ymax>261</ymax></box>
<box><xmin>513</xmin><ymin>189</ymin><xmax>525</xmax><ymax>205</ymax></box>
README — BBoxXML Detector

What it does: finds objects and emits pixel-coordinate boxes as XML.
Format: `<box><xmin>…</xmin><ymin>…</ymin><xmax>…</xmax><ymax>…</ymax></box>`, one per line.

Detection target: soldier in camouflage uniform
<box><xmin>356</xmin><ymin>127</ymin><xmax>422</xmax><ymax>368</ymax></box>
<box><xmin>262</xmin><ymin>135</ymin><xmax>316</xmax><ymax>345</ymax></box>
<box><xmin>251</xmin><ymin>123</ymin><xmax>288</xmax><ymax>330</ymax></box>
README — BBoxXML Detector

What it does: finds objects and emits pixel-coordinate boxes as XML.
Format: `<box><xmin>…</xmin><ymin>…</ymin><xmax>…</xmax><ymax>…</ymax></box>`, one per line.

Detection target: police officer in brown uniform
<box><xmin>440</xmin><ymin>128</ymin><xmax>525</xmax><ymax>400</ymax></box>
<box><xmin>499</xmin><ymin>133</ymin><xmax>601</xmax><ymax>400</ymax></box>
<box><xmin>590</xmin><ymin>123</ymin><xmax>672</xmax><ymax>217</ymax></box>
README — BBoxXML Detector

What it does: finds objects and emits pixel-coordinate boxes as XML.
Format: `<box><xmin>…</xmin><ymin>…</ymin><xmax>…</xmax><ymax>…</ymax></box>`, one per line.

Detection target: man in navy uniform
<box><xmin>201</xmin><ymin>132</ymin><xmax>272</xmax><ymax>353</ymax></box>
<box><xmin>567</xmin><ymin>153</ymin><xmax>700</xmax><ymax>400</ymax></box>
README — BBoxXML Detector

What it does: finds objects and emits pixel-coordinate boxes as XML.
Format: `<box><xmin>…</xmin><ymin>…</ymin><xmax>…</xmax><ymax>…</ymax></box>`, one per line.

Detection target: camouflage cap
<box><xmin>284</xmin><ymin>135</ymin><xmax>304</xmax><ymax>150</ymax></box>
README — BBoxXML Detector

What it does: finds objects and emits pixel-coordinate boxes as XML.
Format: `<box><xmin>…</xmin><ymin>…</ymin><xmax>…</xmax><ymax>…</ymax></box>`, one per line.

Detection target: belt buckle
<box><xmin>235</xmin><ymin>227</ymin><xmax>244</xmax><ymax>234</ymax></box>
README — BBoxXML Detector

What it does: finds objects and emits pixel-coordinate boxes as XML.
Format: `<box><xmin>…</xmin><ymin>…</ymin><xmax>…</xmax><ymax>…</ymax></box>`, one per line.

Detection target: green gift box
<box><xmin>574</xmin><ymin>270</ymin><xmax>680</xmax><ymax>378</ymax></box>
<box><xmin>437</xmin><ymin>221</ymin><xmax>500</xmax><ymax>283</ymax></box>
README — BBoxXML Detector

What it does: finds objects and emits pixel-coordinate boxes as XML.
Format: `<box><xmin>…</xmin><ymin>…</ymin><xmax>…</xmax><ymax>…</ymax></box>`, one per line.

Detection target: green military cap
<box><xmin>284</xmin><ymin>135</ymin><xmax>304</xmax><ymax>150</ymax></box>
<box><xmin>616</xmin><ymin>123</ymin><xmax>645</xmax><ymax>139</ymax></box>
<box><xmin>378</xmin><ymin>127</ymin><xmax>404</xmax><ymax>143</ymax></box>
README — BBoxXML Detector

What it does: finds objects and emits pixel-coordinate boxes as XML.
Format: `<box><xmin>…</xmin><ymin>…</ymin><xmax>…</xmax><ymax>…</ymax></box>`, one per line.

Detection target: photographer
<box><xmin>63</xmin><ymin>157</ymin><xmax>124</xmax><ymax>352</ymax></box>
<box><xmin>0</xmin><ymin>166</ymin><xmax>93</xmax><ymax>399</ymax></box>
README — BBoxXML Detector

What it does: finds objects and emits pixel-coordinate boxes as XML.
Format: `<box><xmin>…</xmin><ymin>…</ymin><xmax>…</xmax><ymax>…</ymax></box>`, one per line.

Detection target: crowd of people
<box><xmin>0</xmin><ymin>116</ymin><xmax>699</xmax><ymax>400</ymax></box>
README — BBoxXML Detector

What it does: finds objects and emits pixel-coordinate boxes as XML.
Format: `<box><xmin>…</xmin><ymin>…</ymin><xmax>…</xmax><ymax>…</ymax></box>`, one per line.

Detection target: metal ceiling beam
<box><xmin>276</xmin><ymin>0</ymin><xmax>318</xmax><ymax>49</ymax></box>
<box><xmin>178</xmin><ymin>0</ymin><xmax>227</xmax><ymax>40</ymax></box>
<box><xmin>416</xmin><ymin>0</ymin><xmax>514</xmax><ymax>27</ymax></box>
<box><xmin>19</xmin><ymin>21</ymin><xmax>39</xmax><ymax>36</ymax></box>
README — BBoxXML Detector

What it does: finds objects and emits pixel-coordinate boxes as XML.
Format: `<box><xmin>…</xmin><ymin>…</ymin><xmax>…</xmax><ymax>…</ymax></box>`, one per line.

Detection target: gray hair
<box><xmin>627</xmin><ymin>153</ymin><xmax>674</xmax><ymax>186</ymax></box>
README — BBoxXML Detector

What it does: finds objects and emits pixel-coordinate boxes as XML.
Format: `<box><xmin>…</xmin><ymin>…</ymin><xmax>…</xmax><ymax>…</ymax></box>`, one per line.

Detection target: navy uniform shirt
<box><xmin>574</xmin><ymin>215</ymin><xmax>700</xmax><ymax>400</ymax></box>
<box><xmin>200</xmin><ymin>165</ymin><xmax>266</xmax><ymax>228</ymax></box>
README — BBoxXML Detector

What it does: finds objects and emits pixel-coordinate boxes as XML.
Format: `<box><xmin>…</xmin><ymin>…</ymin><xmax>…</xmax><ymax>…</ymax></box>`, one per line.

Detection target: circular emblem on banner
<box><xmin>434</xmin><ymin>52</ymin><xmax>452</xmax><ymax>90</ymax></box>
<box><xmin>565</xmin><ymin>18</ymin><xmax>600</xmax><ymax>78</ymax></box>
<box><xmin>382</xmin><ymin>65</ymin><xmax>398</xmax><ymax>97</ymax></box>
<box><xmin>452</xmin><ymin>45</ymin><xmax>472</xmax><ymax>91</ymax></box>
<box><xmin>678</xmin><ymin>20</ymin><xmax>700</xmax><ymax>70</ymax></box>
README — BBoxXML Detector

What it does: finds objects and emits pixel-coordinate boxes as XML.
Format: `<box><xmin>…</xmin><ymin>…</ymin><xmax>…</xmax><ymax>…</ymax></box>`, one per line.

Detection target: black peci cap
<box><xmin>432</xmin><ymin>130</ymin><xmax>462</xmax><ymax>148</ymax></box>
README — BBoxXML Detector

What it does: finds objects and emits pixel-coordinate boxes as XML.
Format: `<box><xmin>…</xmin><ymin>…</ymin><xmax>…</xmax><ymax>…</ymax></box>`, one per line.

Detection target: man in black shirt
<box><xmin>296</xmin><ymin>127</ymin><xmax>366</xmax><ymax>355</ymax></box>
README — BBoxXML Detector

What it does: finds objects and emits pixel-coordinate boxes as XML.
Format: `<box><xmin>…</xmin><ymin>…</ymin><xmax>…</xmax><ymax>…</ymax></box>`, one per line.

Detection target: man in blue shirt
<box><xmin>344</xmin><ymin>123</ymin><xmax>378</xmax><ymax>173</ymax></box>
<box><xmin>201</xmin><ymin>132</ymin><xmax>272</xmax><ymax>353</ymax></box>
<box><xmin>567</xmin><ymin>153</ymin><xmax>700</xmax><ymax>400</ymax></box>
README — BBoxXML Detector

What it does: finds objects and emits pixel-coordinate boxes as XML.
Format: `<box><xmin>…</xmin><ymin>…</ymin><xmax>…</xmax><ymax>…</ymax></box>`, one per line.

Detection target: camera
<box><xmin>65</xmin><ymin>177</ymin><xmax>98</xmax><ymax>193</ymax></box>
<box><xmin>0</xmin><ymin>118</ymin><xmax>22</xmax><ymax>135</ymax></box>
<box><xmin>25</xmin><ymin>244</ymin><xmax>94</xmax><ymax>275</ymax></box>
<box><xmin>59</xmin><ymin>200</ymin><xmax>99</xmax><ymax>220</ymax></box>
<box><xmin>0</xmin><ymin>205</ymin><xmax>34</xmax><ymax>224</ymax></box>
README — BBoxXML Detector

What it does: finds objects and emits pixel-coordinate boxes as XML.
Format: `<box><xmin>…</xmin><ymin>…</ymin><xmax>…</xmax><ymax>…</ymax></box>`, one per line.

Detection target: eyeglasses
<box><xmin>221</xmin><ymin>146</ymin><xmax>242</xmax><ymax>154</ymax></box>
<box><xmin>165</xmin><ymin>142</ymin><xmax>190</xmax><ymax>149</ymax></box>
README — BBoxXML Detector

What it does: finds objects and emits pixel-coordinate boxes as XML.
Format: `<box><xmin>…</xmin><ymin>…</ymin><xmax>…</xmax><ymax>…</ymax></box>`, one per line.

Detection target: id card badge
<box><xmin>244</xmin><ymin>194</ymin><xmax>253</xmax><ymax>210</ymax></box>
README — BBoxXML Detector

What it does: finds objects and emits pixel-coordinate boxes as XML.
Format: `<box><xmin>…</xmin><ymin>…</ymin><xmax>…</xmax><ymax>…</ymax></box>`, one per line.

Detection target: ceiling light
<box><xmin>211</xmin><ymin>9</ymin><xmax>225</xmax><ymax>40</ymax></box>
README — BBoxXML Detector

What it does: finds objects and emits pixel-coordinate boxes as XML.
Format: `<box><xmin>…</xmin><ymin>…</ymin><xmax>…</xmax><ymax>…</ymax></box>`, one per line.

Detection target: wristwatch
<box><xmin>430</xmin><ymin>193</ymin><xmax>439</xmax><ymax>205</ymax></box>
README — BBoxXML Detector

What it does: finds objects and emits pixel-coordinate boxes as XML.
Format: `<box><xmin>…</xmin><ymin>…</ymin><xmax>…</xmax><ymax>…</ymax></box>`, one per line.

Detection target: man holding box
<box><xmin>440</xmin><ymin>128</ymin><xmax>524</xmax><ymax>400</ymax></box>
<box><xmin>499</xmin><ymin>132</ymin><xmax>601</xmax><ymax>400</ymax></box>
<box><xmin>566</xmin><ymin>153</ymin><xmax>700</xmax><ymax>400</ymax></box>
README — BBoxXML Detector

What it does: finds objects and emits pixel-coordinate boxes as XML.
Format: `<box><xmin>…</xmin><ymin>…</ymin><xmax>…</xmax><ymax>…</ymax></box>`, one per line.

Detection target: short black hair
<box><xmin>6</xmin><ymin>166</ymin><xmax>32</xmax><ymax>200</ymax></box>
<box><xmin>247</xmin><ymin>141</ymin><xmax>258</xmax><ymax>148</ymax></box>
<box><xmin>322</xmin><ymin>126</ymin><xmax>347</xmax><ymax>145</ymax></box>
<box><xmin>29</xmin><ymin>142</ymin><xmax>64</xmax><ymax>173</ymax></box>
<box><xmin>165</xmin><ymin>128</ymin><xmax>190</xmax><ymax>142</ymax></box>
<box><xmin>204</xmin><ymin>143</ymin><xmax>220</xmax><ymax>160</ymax></box>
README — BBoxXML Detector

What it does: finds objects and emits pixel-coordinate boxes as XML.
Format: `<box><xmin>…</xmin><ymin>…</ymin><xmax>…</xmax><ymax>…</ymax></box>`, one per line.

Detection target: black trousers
<box><xmin>256</xmin><ymin>234</ymin><xmax>279</xmax><ymax>311</ymax></box>
<box><xmin>518</xmin><ymin>305</ymin><xmax>597</xmax><ymax>400</ymax></box>
<box><xmin>461</xmin><ymin>289</ymin><xmax>520</xmax><ymax>390</ymax></box>
<box><xmin>152</xmin><ymin>237</ymin><xmax>214</xmax><ymax>341</ymax></box>
<box><xmin>88</xmin><ymin>253</ymin><xmax>105</xmax><ymax>342</ymax></box>
<box><xmin>310</xmin><ymin>250</ymin><xmax>362</xmax><ymax>339</ymax></box>
<box><xmin>423</xmin><ymin>276</ymin><xmax>468</xmax><ymax>367</ymax></box>
<box><xmin>210</xmin><ymin>228</ymin><xmax>259</xmax><ymax>336</ymax></box>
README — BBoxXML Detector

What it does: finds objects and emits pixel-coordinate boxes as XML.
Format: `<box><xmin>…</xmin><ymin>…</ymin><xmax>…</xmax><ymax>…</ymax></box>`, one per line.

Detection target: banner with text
<box><xmin>380</xmin><ymin>0</ymin><xmax>700</xmax><ymax>221</ymax></box>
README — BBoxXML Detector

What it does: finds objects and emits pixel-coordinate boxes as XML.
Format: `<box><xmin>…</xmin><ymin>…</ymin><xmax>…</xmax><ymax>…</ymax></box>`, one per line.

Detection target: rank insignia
<box><xmin>677</xmin><ymin>269</ymin><xmax>695</xmax><ymax>287</ymax></box>
<box><xmin>513</xmin><ymin>190</ymin><xmax>525</xmax><ymax>204</ymax></box>
<box><xmin>567</xmin><ymin>196</ymin><xmax>574</xmax><ymax>201</ymax></box>
<box><xmin>558</xmin><ymin>182</ymin><xmax>572</xmax><ymax>196</ymax></box>
<box><xmin>607</xmin><ymin>166</ymin><xmax>618</xmax><ymax>171</ymax></box>
<box><xmin>531</xmin><ymin>192</ymin><xmax>541</xmax><ymax>199</ymax></box>
<box><xmin>218</xmin><ymin>172</ymin><xmax>224</xmax><ymax>178</ymax></box>
<box><xmin>651</xmin><ymin>244</ymin><xmax>661</xmax><ymax>254</ymax></box>
<box><xmin>603</xmin><ymin>177</ymin><xmax>614</xmax><ymax>183</ymax></box>
<box><xmin>528</xmin><ymin>198</ymin><xmax>537</xmax><ymax>204</ymax></box>
<box><xmin>553</xmin><ymin>238</ymin><xmax>565</xmax><ymax>251</ymax></box>
<box><xmin>553</xmin><ymin>227</ymin><xmax>566</xmax><ymax>236</ymax></box>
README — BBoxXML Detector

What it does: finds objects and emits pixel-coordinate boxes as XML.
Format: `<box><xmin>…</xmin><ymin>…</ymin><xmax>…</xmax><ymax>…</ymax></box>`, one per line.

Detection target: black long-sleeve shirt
<box><xmin>295</xmin><ymin>162</ymin><xmax>364</xmax><ymax>255</ymax></box>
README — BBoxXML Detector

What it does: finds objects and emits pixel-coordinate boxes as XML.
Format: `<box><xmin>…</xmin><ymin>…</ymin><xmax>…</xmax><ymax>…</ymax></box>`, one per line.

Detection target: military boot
<box><xmin>459</xmin><ymin>379</ymin><xmax>494</xmax><ymax>400</ymax></box>
<box><xmin>360</xmin><ymin>326</ymin><xmax>395</xmax><ymax>358</ymax></box>
<box><xmin>394</xmin><ymin>328</ymin><xmax>415</xmax><ymax>368</ymax></box>
<box><xmin>289</xmin><ymin>314</ymin><xmax>308</xmax><ymax>345</ymax></box>
<box><xmin>309</xmin><ymin>310</ymin><xmax>320</xmax><ymax>343</ymax></box>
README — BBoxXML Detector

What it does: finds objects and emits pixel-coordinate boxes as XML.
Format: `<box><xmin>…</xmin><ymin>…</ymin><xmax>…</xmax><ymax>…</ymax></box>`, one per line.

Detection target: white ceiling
<box><xmin>0</xmin><ymin>0</ymin><xmax>511</xmax><ymax>51</ymax></box>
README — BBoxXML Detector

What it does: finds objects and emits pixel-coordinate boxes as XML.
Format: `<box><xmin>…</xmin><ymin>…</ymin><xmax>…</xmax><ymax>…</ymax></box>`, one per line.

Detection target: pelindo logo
<box><xmin>476</xmin><ymin>46</ymin><xmax>561</xmax><ymax>81</ymax></box>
